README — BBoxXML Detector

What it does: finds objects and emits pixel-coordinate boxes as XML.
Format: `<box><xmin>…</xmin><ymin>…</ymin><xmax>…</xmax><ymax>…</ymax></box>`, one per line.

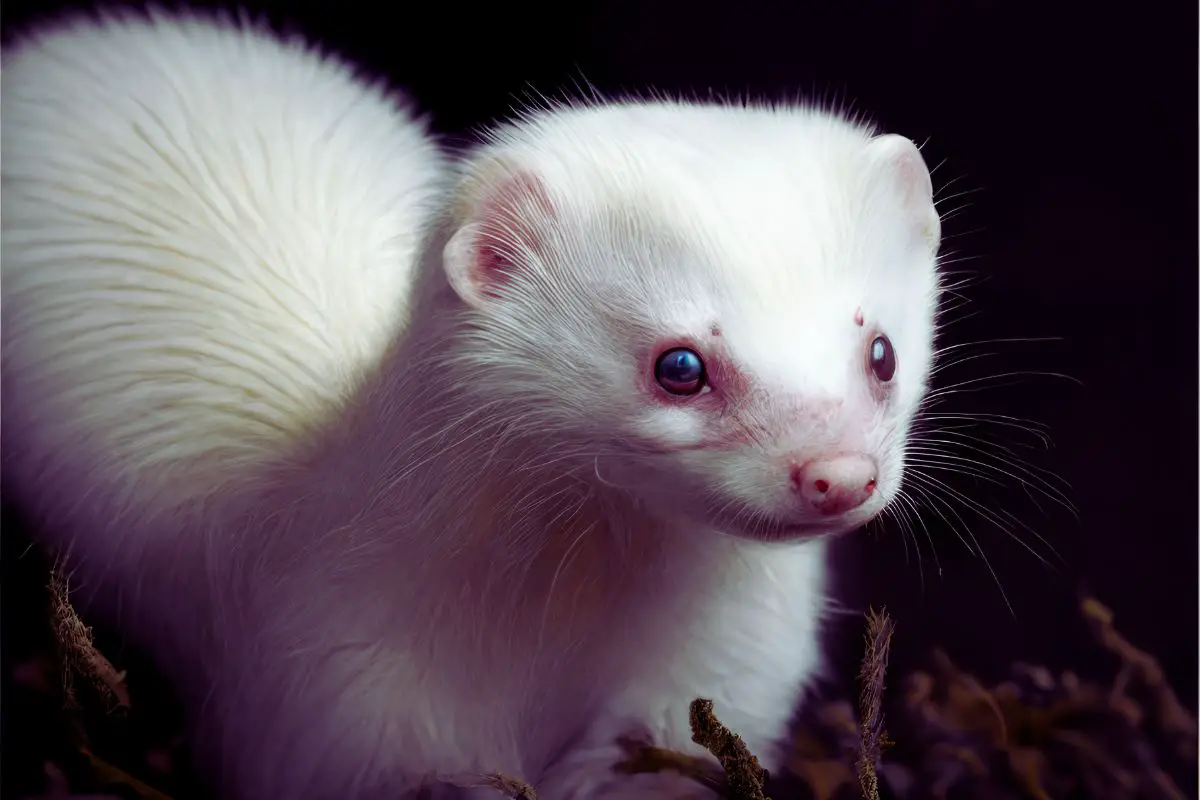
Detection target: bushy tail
<box><xmin>0</xmin><ymin>10</ymin><xmax>445</xmax><ymax>558</ymax></box>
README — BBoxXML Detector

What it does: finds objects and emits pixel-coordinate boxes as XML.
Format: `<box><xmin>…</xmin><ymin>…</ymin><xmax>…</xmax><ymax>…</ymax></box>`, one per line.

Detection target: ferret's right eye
<box><xmin>654</xmin><ymin>348</ymin><xmax>707</xmax><ymax>396</ymax></box>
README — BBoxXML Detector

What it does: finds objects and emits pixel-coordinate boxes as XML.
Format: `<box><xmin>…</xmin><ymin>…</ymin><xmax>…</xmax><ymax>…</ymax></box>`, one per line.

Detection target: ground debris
<box><xmin>5</xmin><ymin>525</ymin><xmax>1195</xmax><ymax>800</ymax></box>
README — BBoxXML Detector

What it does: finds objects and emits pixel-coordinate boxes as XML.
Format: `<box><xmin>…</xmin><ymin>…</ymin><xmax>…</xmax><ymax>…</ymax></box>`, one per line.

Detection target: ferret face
<box><xmin>442</xmin><ymin>103</ymin><xmax>941</xmax><ymax>542</ymax></box>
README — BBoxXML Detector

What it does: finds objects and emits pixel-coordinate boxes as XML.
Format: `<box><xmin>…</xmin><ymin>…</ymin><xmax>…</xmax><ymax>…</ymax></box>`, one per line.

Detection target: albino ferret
<box><xmin>1</xmin><ymin>11</ymin><xmax>942</xmax><ymax>799</ymax></box>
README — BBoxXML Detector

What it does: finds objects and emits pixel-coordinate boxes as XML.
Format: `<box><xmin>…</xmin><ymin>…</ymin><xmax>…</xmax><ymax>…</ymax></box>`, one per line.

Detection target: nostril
<box><xmin>791</xmin><ymin>454</ymin><xmax>879</xmax><ymax>515</ymax></box>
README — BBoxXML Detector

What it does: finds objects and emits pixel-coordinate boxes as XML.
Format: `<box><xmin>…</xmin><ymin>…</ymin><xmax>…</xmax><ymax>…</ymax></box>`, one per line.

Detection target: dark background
<box><xmin>2</xmin><ymin>0</ymin><xmax>1197</xmax><ymax>794</ymax></box>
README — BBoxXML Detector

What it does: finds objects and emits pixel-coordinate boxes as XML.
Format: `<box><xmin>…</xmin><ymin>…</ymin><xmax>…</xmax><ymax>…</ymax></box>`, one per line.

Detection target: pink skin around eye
<box><xmin>628</xmin><ymin>332</ymin><xmax>762</xmax><ymax>455</ymax></box>
<box><xmin>638</xmin><ymin>333</ymin><xmax>750</xmax><ymax>407</ymax></box>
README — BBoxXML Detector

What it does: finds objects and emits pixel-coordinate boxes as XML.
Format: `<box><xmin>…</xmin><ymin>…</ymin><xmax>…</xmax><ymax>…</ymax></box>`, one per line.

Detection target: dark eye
<box><xmin>868</xmin><ymin>335</ymin><xmax>897</xmax><ymax>383</ymax></box>
<box><xmin>655</xmin><ymin>348</ymin><xmax>707</xmax><ymax>395</ymax></box>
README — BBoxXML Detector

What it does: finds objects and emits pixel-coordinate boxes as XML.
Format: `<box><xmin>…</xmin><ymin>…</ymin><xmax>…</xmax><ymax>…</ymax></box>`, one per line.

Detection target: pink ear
<box><xmin>867</xmin><ymin>134</ymin><xmax>941</xmax><ymax>253</ymax></box>
<box><xmin>443</xmin><ymin>169</ymin><xmax>556</xmax><ymax>309</ymax></box>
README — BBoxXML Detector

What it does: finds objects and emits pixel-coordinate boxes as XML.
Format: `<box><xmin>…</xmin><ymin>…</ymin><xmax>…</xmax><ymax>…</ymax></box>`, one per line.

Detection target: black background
<box><xmin>2</xmin><ymin>0</ymin><xmax>1197</xmax><ymax>790</ymax></box>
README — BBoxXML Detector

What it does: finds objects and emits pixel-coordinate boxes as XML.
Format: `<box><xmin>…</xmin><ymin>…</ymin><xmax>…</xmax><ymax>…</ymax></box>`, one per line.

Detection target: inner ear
<box><xmin>443</xmin><ymin>169</ymin><xmax>556</xmax><ymax>310</ymax></box>
<box><xmin>867</xmin><ymin>134</ymin><xmax>941</xmax><ymax>254</ymax></box>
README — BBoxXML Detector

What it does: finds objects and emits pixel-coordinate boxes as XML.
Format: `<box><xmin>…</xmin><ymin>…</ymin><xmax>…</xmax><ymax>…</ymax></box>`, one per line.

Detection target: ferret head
<box><xmin>437</xmin><ymin>102</ymin><xmax>941</xmax><ymax>542</ymax></box>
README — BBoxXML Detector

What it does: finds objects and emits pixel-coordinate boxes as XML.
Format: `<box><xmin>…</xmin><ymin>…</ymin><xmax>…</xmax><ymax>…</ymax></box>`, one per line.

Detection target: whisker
<box><xmin>901</xmin><ymin>479</ymin><xmax>975</xmax><ymax>558</ymax></box>
<box><xmin>906</xmin><ymin>469</ymin><xmax>1061</xmax><ymax>568</ymax></box>
<box><xmin>903</xmin><ymin>471</ymin><xmax>1015</xmax><ymax>617</ymax></box>
<box><xmin>907</xmin><ymin>438</ymin><xmax>1075</xmax><ymax>513</ymax></box>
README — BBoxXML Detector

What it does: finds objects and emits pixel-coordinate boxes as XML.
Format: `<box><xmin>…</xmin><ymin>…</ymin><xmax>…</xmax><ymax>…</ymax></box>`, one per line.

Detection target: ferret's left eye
<box><xmin>868</xmin><ymin>335</ymin><xmax>897</xmax><ymax>383</ymax></box>
<box><xmin>655</xmin><ymin>348</ymin><xmax>707</xmax><ymax>395</ymax></box>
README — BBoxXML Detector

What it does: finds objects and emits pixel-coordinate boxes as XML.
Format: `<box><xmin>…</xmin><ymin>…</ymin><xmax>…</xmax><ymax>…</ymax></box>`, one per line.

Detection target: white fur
<box><xmin>1</xmin><ymin>11</ymin><xmax>445</xmax><ymax>532</ymax></box>
<box><xmin>1</xmin><ymin>13</ymin><xmax>942</xmax><ymax>800</ymax></box>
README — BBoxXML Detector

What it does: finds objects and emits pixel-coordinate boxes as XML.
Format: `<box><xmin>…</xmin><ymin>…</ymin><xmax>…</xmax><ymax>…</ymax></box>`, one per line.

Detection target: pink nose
<box><xmin>791</xmin><ymin>454</ymin><xmax>878</xmax><ymax>516</ymax></box>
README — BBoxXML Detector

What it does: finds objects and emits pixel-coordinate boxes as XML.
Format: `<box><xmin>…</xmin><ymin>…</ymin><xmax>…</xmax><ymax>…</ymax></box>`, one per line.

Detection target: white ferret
<box><xmin>1</xmin><ymin>11</ymin><xmax>943</xmax><ymax>800</ymax></box>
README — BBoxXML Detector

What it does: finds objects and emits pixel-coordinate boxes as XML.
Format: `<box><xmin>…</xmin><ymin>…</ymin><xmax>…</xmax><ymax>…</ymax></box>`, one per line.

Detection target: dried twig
<box><xmin>614</xmin><ymin>735</ymin><xmax>728</xmax><ymax>792</ymax></box>
<box><xmin>434</xmin><ymin>771</ymin><xmax>538</xmax><ymax>799</ymax></box>
<box><xmin>690</xmin><ymin>698</ymin><xmax>771</xmax><ymax>800</ymax></box>
<box><xmin>896</xmin><ymin>602</ymin><xmax>1198</xmax><ymax>800</ymax></box>
<box><xmin>26</xmin><ymin>544</ymin><xmax>1195</xmax><ymax>800</ymax></box>
<box><xmin>1081</xmin><ymin>596</ymin><xmax>1197</xmax><ymax>763</ymax></box>
<box><xmin>48</xmin><ymin>564</ymin><xmax>130</xmax><ymax>712</ymax></box>
<box><xmin>616</xmin><ymin>699</ymin><xmax>772</xmax><ymax>799</ymax></box>
<box><xmin>855</xmin><ymin>607</ymin><xmax>895</xmax><ymax>800</ymax></box>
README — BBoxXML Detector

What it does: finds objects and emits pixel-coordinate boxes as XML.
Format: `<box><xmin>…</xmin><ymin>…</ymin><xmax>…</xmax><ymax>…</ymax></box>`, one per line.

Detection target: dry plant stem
<box><xmin>1081</xmin><ymin>595</ymin><xmax>1198</xmax><ymax>762</ymax></box>
<box><xmin>48</xmin><ymin>563</ymin><xmax>130</xmax><ymax>711</ymax></box>
<box><xmin>614</xmin><ymin>736</ymin><xmax>729</xmax><ymax>793</ymax></box>
<box><xmin>434</xmin><ymin>771</ymin><xmax>538</xmax><ymax>799</ymax></box>
<box><xmin>855</xmin><ymin>607</ymin><xmax>895</xmax><ymax>800</ymax></box>
<box><xmin>689</xmin><ymin>698</ymin><xmax>771</xmax><ymax>800</ymax></box>
<box><xmin>615</xmin><ymin>702</ymin><xmax>771</xmax><ymax>799</ymax></box>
